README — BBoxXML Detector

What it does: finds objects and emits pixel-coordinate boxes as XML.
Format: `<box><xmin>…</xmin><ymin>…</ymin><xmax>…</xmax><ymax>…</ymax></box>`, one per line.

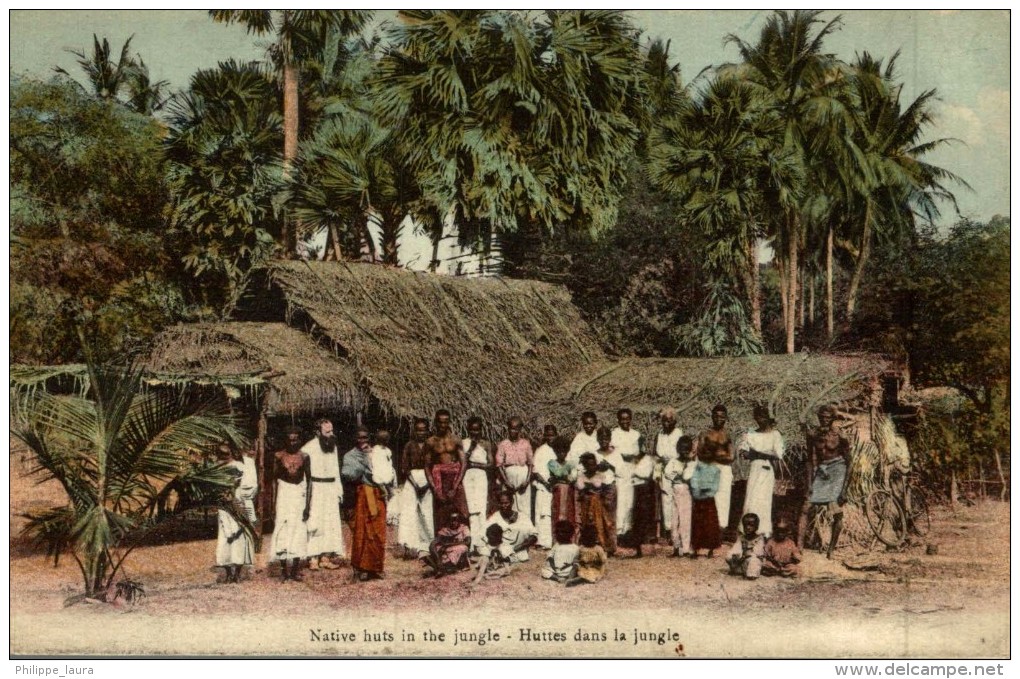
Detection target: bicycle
<box><xmin>864</xmin><ymin>467</ymin><xmax>931</xmax><ymax>548</ymax></box>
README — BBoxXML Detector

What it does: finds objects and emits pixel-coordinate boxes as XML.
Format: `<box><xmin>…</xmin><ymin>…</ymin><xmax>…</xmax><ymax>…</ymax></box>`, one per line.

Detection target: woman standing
<box><xmin>738</xmin><ymin>404</ymin><xmax>785</xmax><ymax>537</ymax></box>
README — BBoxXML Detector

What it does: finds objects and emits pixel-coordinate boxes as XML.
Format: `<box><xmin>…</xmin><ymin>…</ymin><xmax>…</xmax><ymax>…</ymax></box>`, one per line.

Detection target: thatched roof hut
<box><xmin>529</xmin><ymin>353</ymin><xmax>895</xmax><ymax>441</ymax></box>
<box><xmin>261</xmin><ymin>260</ymin><xmax>604</xmax><ymax>428</ymax></box>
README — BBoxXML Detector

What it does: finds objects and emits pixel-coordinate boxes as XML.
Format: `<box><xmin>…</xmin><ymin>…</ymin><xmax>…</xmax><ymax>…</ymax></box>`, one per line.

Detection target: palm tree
<box><xmin>724</xmin><ymin>10</ymin><xmax>846</xmax><ymax>353</ymax></box>
<box><xmin>11</xmin><ymin>352</ymin><xmax>249</xmax><ymax>600</ymax></box>
<box><xmin>165</xmin><ymin>59</ymin><xmax>283</xmax><ymax>318</ymax></box>
<box><xmin>210</xmin><ymin>10</ymin><xmax>373</xmax><ymax>257</ymax></box>
<box><xmin>372</xmin><ymin>10</ymin><xmax>645</xmax><ymax>264</ymax></box>
<box><xmin>649</xmin><ymin>75</ymin><xmax>800</xmax><ymax>338</ymax></box>
<box><xmin>125</xmin><ymin>56</ymin><xmax>170</xmax><ymax>115</ymax></box>
<box><xmin>838</xmin><ymin>52</ymin><xmax>967</xmax><ymax>320</ymax></box>
<box><xmin>56</xmin><ymin>34</ymin><xmax>136</xmax><ymax>100</ymax></box>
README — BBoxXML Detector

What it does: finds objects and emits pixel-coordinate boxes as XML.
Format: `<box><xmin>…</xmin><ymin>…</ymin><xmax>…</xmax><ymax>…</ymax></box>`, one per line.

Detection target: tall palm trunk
<box><xmin>282</xmin><ymin>59</ymin><xmax>300</xmax><ymax>258</ymax></box>
<box><xmin>785</xmin><ymin>213</ymin><xmax>799</xmax><ymax>354</ymax></box>
<box><xmin>797</xmin><ymin>264</ymin><xmax>806</xmax><ymax>329</ymax></box>
<box><xmin>808</xmin><ymin>269</ymin><xmax>816</xmax><ymax>329</ymax></box>
<box><xmin>380</xmin><ymin>208</ymin><xmax>402</xmax><ymax>265</ymax></box>
<box><xmin>747</xmin><ymin>236</ymin><xmax>761</xmax><ymax>335</ymax></box>
<box><xmin>826</xmin><ymin>223</ymin><xmax>834</xmax><ymax>340</ymax></box>
<box><xmin>846</xmin><ymin>200</ymin><xmax>872</xmax><ymax>321</ymax></box>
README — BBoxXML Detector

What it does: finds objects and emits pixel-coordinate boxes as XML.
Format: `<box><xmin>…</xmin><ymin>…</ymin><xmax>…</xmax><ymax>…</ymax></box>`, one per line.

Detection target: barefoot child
<box><xmin>541</xmin><ymin>520</ymin><xmax>580</xmax><ymax>583</ymax></box>
<box><xmin>424</xmin><ymin>511</ymin><xmax>471</xmax><ymax>578</ymax></box>
<box><xmin>727</xmin><ymin>513</ymin><xmax>765</xmax><ymax>579</ymax></box>
<box><xmin>567</xmin><ymin>524</ymin><xmax>607</xmax><ymax>587</ymax></box>
<box><xmin>762</xmin><ymin>518</ymin><xmax>802</xmax><ymax>577</ymax></box>
<box><xmin>473</xmin><ymin>524</ymin><xmax>513</xmax><ymax>584</ymax></box>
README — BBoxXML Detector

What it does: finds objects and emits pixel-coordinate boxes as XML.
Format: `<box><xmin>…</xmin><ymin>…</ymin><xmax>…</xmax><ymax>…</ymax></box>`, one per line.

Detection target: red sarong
<box><xmin>577</xmin><ymin>489</ymin><xmax>616</xmax><ymax>555</ymax></box>
<box><xmin>691</xmin><ymin>498</ymin><xmax>721</xmax><ymax>550</ymax></box>
<box><xmin>551</xmin><ymin>482</ymin><xmax>576</xmax><ymax>528</ymax></box>
<box><xmin>352</xmin><ymin>485</ymin><xmax>386</xmax><ymax>575</ymax></box>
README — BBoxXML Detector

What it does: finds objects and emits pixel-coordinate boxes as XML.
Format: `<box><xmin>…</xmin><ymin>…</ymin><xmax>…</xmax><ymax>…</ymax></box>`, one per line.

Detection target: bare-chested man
<box><xmin>270</xmin><ymin>427</ymin><xmax>312</xmax><ymax>582</ymax></box>
<box><xmin>696</xmin><ymin>405</ymin><xmax>735</xmax><ymax>533</ymax></box>
<box><xmin>799</xmin><ymin>405</ymin><xmax>852</xmax><ymax>559</ymax></box>
<box><xmin>424</xmin><ymin>409</ymin><xmax>469</xmax><ymax>529</ymax></box>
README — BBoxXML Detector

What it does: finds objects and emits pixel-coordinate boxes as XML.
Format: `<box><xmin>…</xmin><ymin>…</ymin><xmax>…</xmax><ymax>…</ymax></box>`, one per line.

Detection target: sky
<box><xmin>8</xmin><ymin>9</ymin><xmax>1011</xmax><ymax>227</ymax></box>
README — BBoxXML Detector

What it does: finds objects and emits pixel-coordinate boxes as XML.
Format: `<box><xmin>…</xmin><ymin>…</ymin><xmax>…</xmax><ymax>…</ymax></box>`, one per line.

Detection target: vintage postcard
<box><xmin>8</xmin><ymin>9</ymin><xmax>1010</xmax><ymax>659</ymax></box>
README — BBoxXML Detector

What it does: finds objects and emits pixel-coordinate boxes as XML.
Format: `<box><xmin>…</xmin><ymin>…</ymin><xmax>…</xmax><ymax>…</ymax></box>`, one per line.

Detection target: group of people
<box><xmin>214</xmin><ymin>403</ymin><xmax>853</xmax><ymax>586</ymax></box>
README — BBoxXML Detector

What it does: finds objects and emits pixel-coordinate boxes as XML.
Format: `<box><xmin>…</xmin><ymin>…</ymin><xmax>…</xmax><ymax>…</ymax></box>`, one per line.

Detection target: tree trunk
<box><xmin>950</xmin><ymin>469</ymin><xmax>958</xmax><ymax>509</ymax></box>
<box><xmin>994</xmin><ymin>449</ymin><xmax>1007</xmax><ymax>501</ymax></box>
<box><xmin>826</xmin><ymin>224</ymin><xmax>834</xmax><ymax>340</ymax></box>
<box><xmin>361</xmin><ymin>217</ymin><xmax>377</xmax><ymax>262</ymax></box>
<box><xmin>380</xmin><ymin>209</ymin><xmax>401</xmax><ymax>265</ymax></box>
<box><xmin>430</xmin><ymin>228</ymin><xmax>442</xmax><ymax>273</ymax></box>
<box><xmin>808</xmin><ymin>270</ymin><xmax>815</xmax><ymax>329</ymax></box>
<box><xmin>846</xmin><ymin>200</ymin><xmax>872</xmax><ymax>321</ymax></box>
<box><xmin>786</xmin><ymin>215</ymin><xmax>798</xmax><ymax>354</ymax></box>
<box><xmin>281</xmin><ymin>58</ymin><xmax>300</xmax><ymax>258</ymax></box>
<box><xmin>748</xmin><ymin>237</ymin><xmax>761</xmax><ymax>335</ymax></box>
<box><xmin>325</xmin><ymin>221</ymin><xmax>343</xmax><ymax>261</ymax></box>
<box><xmin>777</xmin><ymin>255</ymin><xmax>789</xmax><ymax>342</ymax></box>
<box><xmin>797</xmin><ymin>265</ymin><xmax>806</xmax><ymax>330</ymax></box>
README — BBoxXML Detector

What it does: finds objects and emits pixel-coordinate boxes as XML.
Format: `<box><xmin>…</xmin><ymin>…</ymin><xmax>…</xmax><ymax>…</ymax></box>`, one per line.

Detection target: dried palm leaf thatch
<box><xmin>143</xmin><ymin>322</ymin><xmax>366</xmax><ymax>416</ymax></box>
<box><xmin>268</xmin><ymin>261</ymin><xmax>604</xmax><ymax>432</ymax></box>
<box><xmin>530</xmin><ymin>353</ymin><xmax>891</xmax><ymax>439</ymax></box>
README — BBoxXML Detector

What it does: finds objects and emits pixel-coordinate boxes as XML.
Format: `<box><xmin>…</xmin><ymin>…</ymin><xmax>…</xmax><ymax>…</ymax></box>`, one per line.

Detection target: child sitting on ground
<box><xmin>541</xmin><ymin>520</ymin><xmax>580</xmax><ymax>583</ymax></box>
<box><xmin>762</xmin><ymin>518</ymin><xmax>802</xmax><ymax>578</ymax></box>
<box><xmin>727</xmin><ymin>513</ymin><xmax>766</xmax><ymax>579</ymax></box>
<box><xmin>473</xmin><ymin>524</ymin><xmax>513</xmax><ymax>584</ymax></box>
<box><xmin>566</xmin><ymin>524</ymin><xmax>607</xmax><ymax>587</ymax></box>
<box><xmin>424</xmin><ymin>511</ymin><xmax>471</xmax><ymax>578</ymax></box>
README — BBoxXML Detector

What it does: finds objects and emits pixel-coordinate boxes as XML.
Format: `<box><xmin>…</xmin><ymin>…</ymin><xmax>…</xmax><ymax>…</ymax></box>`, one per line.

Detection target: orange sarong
<box><xmin>352</xmin><ymin>485</ymin><xmax>387</xmax><ymax>575</ymax></box>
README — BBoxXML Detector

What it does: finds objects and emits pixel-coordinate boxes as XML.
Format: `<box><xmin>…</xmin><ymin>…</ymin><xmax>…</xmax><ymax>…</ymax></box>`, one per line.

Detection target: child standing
<box><xmin>662</xmin><ymin>435</ymin><xmax>696</xmax><ymax>557</ymax></box>
<box><xmin>541</xmin><ymin>520</ymin><xmax>580</xmax><ymax>583</ymax></box>
<box><xmin>762</xmin><ymin>518</ymin><xmax>802</xmax><ymax>577</ymax></box>
<box><xmin>575</xmin><ymin>452</ymin><xmax>615</xmax><ymax>555</ymax></box>
<box><xmin>727</xmin><ymin>513</ymin><xmax>766</xmax><ymax>579</ymax></box>
<box><xmin>370</xmin><ymin>429</ymin><xmax>399</xmax><ymax>524</ymax></box>
<box><xmin>689</xmin><ymin>455</ymin><xmax>721</xmax><ymax>558</ymax></box>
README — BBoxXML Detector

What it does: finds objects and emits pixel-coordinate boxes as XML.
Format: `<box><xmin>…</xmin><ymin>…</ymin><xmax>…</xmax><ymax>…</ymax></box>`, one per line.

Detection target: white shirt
<box><xmin>611</xmin><ymin>427</ymin><xmax>642</xmax><ymax>459</ymax></box>
<box><xmin>238</xmin><ymin>455</ymin><xmax>258</xmax><ymax>500</ymax></box>
<box><xmin>568</xmin><ymin>430</ymin><xmax>600</xmax><ymax>465</ymax></box>
<box><xmin>484</xmin><ymin>511</ymin><xmax>538</xmax><ymax>560</ymax></box>
<box><xmin>463</xmin><ymin>437</ymin><xmax>491</xmax><ymax>465</ymax></box>
<box><xmin>533</xmin><ymin>443</ymin><xmax>555</xmax><ymax>484</ymax></box>
<box><xmin>737</xmin><ymin>430</ymin><xmax>785</xmax><ymax>460</ymax></box>
<box><xmin>632</xmin><ymin>454</ymin><xmax>656</xmax><ymax>482</ymax></box>
<box><xmin>663</xmin><ymin>458</ymin><xmax>695</xmax><ymax>485</ymax></box>
<box><xmin>655</xmin><ymin>428</ymin><xmax>684</xmax><ymax>463</ymax></box>
<box><xmin>370</xmin><ymin>445</ymin><xmax>396</xmax><ymax>486</ymax></box>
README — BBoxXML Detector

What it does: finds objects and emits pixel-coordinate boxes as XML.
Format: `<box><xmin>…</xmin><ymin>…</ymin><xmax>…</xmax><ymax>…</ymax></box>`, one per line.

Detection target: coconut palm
<box><xmin>11</xmin><ymin>353</ymin><xmax>249</xmax><ymax>600</ymax></box>
<box><xmin>724</xmin><ymin>10</ymin><xmax>846</xmax><ymax>353</ymax></box>
<box><xmin>55</xmin><ymin>34</ymin><xmax>136</xmax><ymax>101</ymax></box>
<box><xmin>838</xmin><ymin>52</ymin><xmax>967</xmax><ymax>320</ymax></box>
<box><xmin>210</xmin><ymin>10</ymin><xmax>373</xmax><ymax>257</ymax></box>
<box><xmin>125</xmin><ymin>56</ymin><xmax>170</xmax><ymax>115</ymax></box>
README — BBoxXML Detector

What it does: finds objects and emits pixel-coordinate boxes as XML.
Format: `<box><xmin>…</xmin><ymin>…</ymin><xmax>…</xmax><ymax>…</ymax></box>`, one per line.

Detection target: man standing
<box><xmin>495</xmin><ymin>416</ymin><xmax>534</xmax><ymax>516</ymax></box>
<box><xmin>398</xmin><ymin>418</ymin><xmax>434</xmax><ymax>558</ymax></box>
<box><xmin>531</xmin><ymin>424</ymin><xmax>558</xmax><ymax>549</ymax></box>
<box><xmin>424</xmin><ymin>409</ymin><xmax>469</xmax><ymax>528</ymax></box>
<box><xmin>800</xmin><ymin>405</ymin><xmax>852</xmax><ymax>559</ymax></box>
<box><xmin>568</xmin><ymin>411</ymin><xmax>600</xmax><ymax>466</ymax></box>
<box><xmin>696</xmin><ymin>405</ymin><xmax>735</xmax><ymax>534</ymax></box>
<box><xmin>610</xmin><ymin>408</ymin><xmax>642</xmax><ymax>540</ymax></box>
<box><xmin>653</xmin><ymin>407</ymin><xmax>683</xmax><ymax>541</ymax></box>
<box><xmin>303</xmin><ymin>419</ymin><xmax>345</xmax><ymax>570</ymax></box>
<box><xmin>341</xmin><ymin>427</ymin><xmax>387</xmax><ymax>581</ymax></box>
<box><xmin>461</xmin><ymin>416</ymin><xmax>495</xmax><ymax>553</ymax></box>
<box><xmin>270</xmin><ymin>427</ymin><xmax>311</xmax><ymax>582</ymax></box>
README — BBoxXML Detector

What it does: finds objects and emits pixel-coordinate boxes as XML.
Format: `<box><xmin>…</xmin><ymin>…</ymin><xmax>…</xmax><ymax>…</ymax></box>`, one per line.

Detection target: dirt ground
<box><xmin>9</xmin><ymin>452</ymin><xmax>1010</xmax><ymax>658</ymax></box>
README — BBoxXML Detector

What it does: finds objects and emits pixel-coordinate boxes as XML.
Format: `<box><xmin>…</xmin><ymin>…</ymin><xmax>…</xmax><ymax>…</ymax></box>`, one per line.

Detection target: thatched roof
<box><xmin>144</xmin><ymin>322</ymin><xmax>366</xmax><ymax>416</ymax></box>
<box><xmin>265</xmin><ymin>260</ymin><xmax>604</xmax><ymax>426</ymax></box>
<box><xmin>529</xmin><ymin>353</ymin><xmax>894</xmax><ymax>439</ymax></box>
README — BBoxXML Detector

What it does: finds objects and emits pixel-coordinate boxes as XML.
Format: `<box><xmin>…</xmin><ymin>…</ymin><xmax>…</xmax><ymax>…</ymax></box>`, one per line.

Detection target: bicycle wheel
<box><xmin>865</xmin><ymin>489</ymin><xmax>907</xmax><ymax>548</ymax></box>
<box><xmin>906</xmin><ymin>487</ymin><xmax>931</xmax><ymax>538</ymax></box>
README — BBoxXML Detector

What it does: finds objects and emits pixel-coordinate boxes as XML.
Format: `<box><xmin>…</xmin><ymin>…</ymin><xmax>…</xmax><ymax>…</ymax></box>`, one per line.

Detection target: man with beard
<box><xmin>424</xmin><ymin>409</ymin><xmax>469</xmax><ymax>529</ymax></box>
<box><xmin>398</xmin><ymin>418</ymin><xmax>435</xmax><ymax>558</ymax></box>
<box><xmin>341</xmin><ymin>427</ymin><xmax>387</xmax><ymax>581</ymax></box>
<box><xmin>303</xmin><ymin>419</ymin><xmax>345</xmax><ymax>570</ymax></box>
<box><xmin>270</xmin><ymin>427</ymin><xmax>311</xmax><ymax>582</ymax></box>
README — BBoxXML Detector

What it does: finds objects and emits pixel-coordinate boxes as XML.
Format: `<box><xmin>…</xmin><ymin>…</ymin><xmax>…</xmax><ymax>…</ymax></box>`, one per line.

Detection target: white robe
<box><xmin>738</xmin><ymin>429</ymin><xmax>785</xmax><ymax>537</ymax></box>
<box><xmin>654</xmin><ymin>428</ymin><xmax>683</xmax><ymax>529</ymax></box>
<box><xmin>610</xmin><ymin>427</ymin><xmax>642</xmax><ymax>535</ymax></box>
<box><xmin>462</xmin><ymin>437</ymin><xmax>491</xmax><ymax>550</ymax></box>
<box><xmin>484</xmin><ymin>511</ymin><xmax>538</xmax><ymax>563</ymax></box>
<box><xmin>531</xmin><ymin>443</ymin><xmax>555</xmax><ymax>548</ymax></box>
<box><xmin>397</xmin><ymin>469</ymin><xmax>434</xmax><ymax>555</ymax></box>
<box><xmin>567</xmin><ymin>431</ymin><xmax>600</xmax><ymax>466</ymax></box>
<box><xmin>303</xmin><ymin>439</ymin><xmax>346</xmax><ymax>558</ymax></box>
<box><xmin>216</xmin><ymin>460</ymin><xmax>254</xmax><ymax>567</ymax></box>
<box><xmin>270</xmin><ymin>479</ymin><xmax>307</xmax><ymax>561</ymax></box>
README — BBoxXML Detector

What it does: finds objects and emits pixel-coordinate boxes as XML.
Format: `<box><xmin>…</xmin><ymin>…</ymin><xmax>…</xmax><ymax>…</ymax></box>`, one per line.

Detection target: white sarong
<box><xmin>397</xmin><ymin>470</ymin><xmax>434</xmax><ymax>555</ymax></box>
<box><xmin>502</xmin><ymin>465</ymin><xmax>531</xmax><ymax>516</ymax></box>
<box><xmin>713</xmin><ymin>463</ymin><xmax>733</xmax><ymax>529</ymax></box>
<box><xmin>306</xmin><ymin>478</ymin><xmax>346</xmax><ymax>558</ymax></box>
<box><xmin>463</xmin><ymin>467</ymin><xmax>490</xmax><ymax>549</ymax></box>
<box><xmin>270</xmin><ymin>480</ymin><xmax>307</xmax><ymax>561</ymax></box>
<box><xmin>216</xmin><ymin>507</ymin><xmax>253</xmax><ymax>566</ymax></box>
<box><xmin>743</xmin><ymin>460</ymin><xmax>776</xmax><ymax>537</ymax></box>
